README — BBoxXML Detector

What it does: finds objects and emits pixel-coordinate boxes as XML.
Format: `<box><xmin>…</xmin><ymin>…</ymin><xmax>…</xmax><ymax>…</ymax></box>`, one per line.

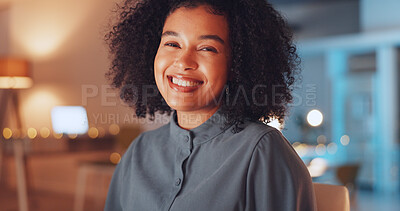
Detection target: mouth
<box><xmin>167</xmin><ymin>75</ymin><xmax>204</xmax><ymax>92</ymax></box>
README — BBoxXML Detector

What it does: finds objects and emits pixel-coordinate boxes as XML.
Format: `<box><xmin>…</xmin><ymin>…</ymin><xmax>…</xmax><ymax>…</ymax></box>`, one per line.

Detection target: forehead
<box><xmin>163</xmin><ymin>5</ymin><xmax>229</xmax><ymax>40</ymax></box>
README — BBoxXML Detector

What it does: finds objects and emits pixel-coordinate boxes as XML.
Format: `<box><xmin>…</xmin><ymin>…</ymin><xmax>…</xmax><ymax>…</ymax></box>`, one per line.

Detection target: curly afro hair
<box><xmin>105</xmin><ymin>0</ymin><xmax>299</xmax><ymax>126</ymax></box>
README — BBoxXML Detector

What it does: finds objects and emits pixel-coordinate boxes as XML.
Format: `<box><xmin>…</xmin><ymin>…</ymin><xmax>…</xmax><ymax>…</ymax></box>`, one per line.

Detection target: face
<box><xmin>154</xmin><ymin>5</ymin><xmax>230</xmax><ymax>114</ymax></box>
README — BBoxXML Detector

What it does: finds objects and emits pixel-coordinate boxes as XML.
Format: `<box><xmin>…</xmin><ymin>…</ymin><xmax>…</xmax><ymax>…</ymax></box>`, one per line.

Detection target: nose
<box><xmin>174</xmin><ymin>50</ymin><xmax>198</xmax><ymax>71</ymax></box>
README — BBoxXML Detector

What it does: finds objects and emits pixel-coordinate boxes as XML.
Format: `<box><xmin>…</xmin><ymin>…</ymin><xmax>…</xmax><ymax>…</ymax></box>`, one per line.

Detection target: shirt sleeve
<box><xmin>245</xmin><ymin>130</ymin><xmax>317</xmax><ymax>211</ymax></box>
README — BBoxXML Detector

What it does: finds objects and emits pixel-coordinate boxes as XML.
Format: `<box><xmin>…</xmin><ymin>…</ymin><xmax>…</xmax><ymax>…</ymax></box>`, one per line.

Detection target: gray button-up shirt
<box><xmin>105</xmin><ymin>111</ymin><xmax>316</xmax><ymax>211</ymax></box>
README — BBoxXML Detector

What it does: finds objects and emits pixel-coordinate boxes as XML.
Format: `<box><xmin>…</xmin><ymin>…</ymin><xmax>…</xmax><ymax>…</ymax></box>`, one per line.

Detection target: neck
<box><xmin>176</xmin><ymin>107</ymin><xmax>220</xmax><ymax>130</ymax></box>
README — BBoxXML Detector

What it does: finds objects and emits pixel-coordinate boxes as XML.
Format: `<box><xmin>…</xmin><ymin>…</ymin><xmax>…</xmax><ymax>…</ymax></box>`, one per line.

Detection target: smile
<box><xmin>167</xmin><ymin>75</ymin><xmax>204</xmax><ymax>92</ymax></box>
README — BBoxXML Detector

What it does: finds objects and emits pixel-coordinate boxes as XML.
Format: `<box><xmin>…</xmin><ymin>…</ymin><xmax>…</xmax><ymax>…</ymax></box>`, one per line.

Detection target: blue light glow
<box><xmin>51</xmin><ymin>106</ymin><xmax>89</xmax><ymax>134</ymax></box>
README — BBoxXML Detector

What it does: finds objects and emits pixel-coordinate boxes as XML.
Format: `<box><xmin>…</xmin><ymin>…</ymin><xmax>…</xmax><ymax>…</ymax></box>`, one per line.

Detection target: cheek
<box><xmin>203</xmin><ymin>59</ymin><xmax>229</xmax><ymax>96</ymax></box>
<box><xmin>207</xmin><ymin>58</ymin><xmax>229</xmax><ymax>82</ymax></box>
<box><xmin>154</xmin><ymin>50</ymin><xmax>167</xmax><ymax>73</ymax></box>
<box><xmin>154</xmin><ymin>52</ymin><xmax>165</xmax><ymax>91</ymax></box>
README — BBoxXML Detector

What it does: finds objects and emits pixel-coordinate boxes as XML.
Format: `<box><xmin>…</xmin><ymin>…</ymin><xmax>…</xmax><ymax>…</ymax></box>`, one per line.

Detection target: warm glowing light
<box><xmin>267</xmin><ymin>118</ymin><xmax>283</xmax><ymax>131</ymax></box>
<box><xmin>40</xmin><ymin>127</ymin><xmax>51</xmax><ymax>138</ymax></box>
<box><xmin>88</xmin><ymin>127</ymin><xmax>99</xmax><ymax>139</ymax></box>
<box><xmin>292</xmin><ymin>142</ymin><xmax>301</xmax><ymax>148</ymax></box>
<box><xmin>293</xmin><ymin>143</ymin><xmax>310</xmax><ymax>157</ymax></box>
<box><xmin>0</xmin><ymin>77</ymin><xmax>33</xmax><ymax>89</ymax></box>
<box><xmin>317</xmin><ymin>135</ymin><xmax>327</xmax><ymax>144</ymax></box>
<box><xmin>340</xmin><ymin>135</ymin><xmax>350</xmax><ymax>146</ymax></box>
<box><xmin>327</xmin><ymin>143</ymin><xmax>338</xmax><ymax>154</ymax></box>
<box><xmin>315</xmin><ymin>144</ymin><xmax>327</xmax><ymax>156</ymax></box>
<box><xmin>97</xmin><ymin>127</ymin><xmax>106</xmax><ymax>138</ymax></box>
<box><xmin>27</xmin><ymin>128</ymin><xmax>38</xmax><ymax>139</ymax></box>
<box><xmin>307</xmin><ymin>109</ymin><xmax>323</xmax><ymax>127</ymax></box>
<box><xmin>3</xmin><ymin>128</ymin><xmax>12</xmax><ymax>139</ymax></box>
<box><xmin>10</xmin><ymin>0</ymin><xmax>95</xmax><ymax>58</ymax></box>
<box><xmin>68</xmin><ymin>134</ymin><xmax>78</xmax><ymax>139</ymax></box>
<box><xmin>109</xmin><ymin>124</ymin><xmax>120</xmax><ymax>135</ymax></box>
<box><xmin>110</xmin><ymin>152</ymin><xmax>121</xmax><ymax>164</ymax></box>
<box><xmin>0</xmin><ymin>58</ymin><xmax>31</xmax><ymax>89</ymax></box>
<box><xmin>53</xmin><ymin>133</ymin><xmax>63</xmax><ymax>139</ymax></box>
<box><xmin>21</xmin><ymin>87</ymin><xmax>62</xmax><ymax>130</ymax></box>
<box><xmin>307</xmin><ymin>158</ymin><xmax>328</xmax><ymax>177</ymax></box>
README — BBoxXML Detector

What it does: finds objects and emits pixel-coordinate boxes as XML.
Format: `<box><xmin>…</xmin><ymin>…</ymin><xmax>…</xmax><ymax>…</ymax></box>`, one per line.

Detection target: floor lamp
<box><xmin>0</xmin><ymin>57</ymin><xmax>32</xmax><ymax>211</ymax></box>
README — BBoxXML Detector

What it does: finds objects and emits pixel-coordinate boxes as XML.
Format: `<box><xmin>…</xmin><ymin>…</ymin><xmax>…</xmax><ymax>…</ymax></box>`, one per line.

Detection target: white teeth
<box><xmin>172</xmin><ymin>77</ymin><xmax>178</xmax><ymax>84</ymax></box>
<box><xmin>171</xmin><ymin>77</ymin><xmax>201</xmax><ymax>87</ymax></box>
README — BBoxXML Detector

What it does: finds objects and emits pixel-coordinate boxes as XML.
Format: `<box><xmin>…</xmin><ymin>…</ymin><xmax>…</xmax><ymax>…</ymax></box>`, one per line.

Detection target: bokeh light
<box><xmin>68</xmin><ymin>134</ymin><xmax>78</xmax><ymax>139</ymax></box>
<box><xmin>109</xmin><ymin>124</ymin><xmax>120</xmax><ymax>135</ymax></box>
<box><xmin>315</xmin><ymin>144</ymin><xmax>327</xmax><ymax>156</ymax></box>
<box><xmin>292</xmin><ymin>142</ymin><xmax>301</xmax><ymax>148</ymax></box>
<box><xmin>3</xmin><ymin>128</ymin><xmax>12</xmax><ymax>139</ymax></box>
<box><xmin>88</xmin><ymin>127</ymin><xmax>99</xmax><ymax>139</ymax></box>
<box><xmin>27</xmin><ymin>128</ymin><xmax>38</xmax><ymax>139</ymax></box>
<box><xmin>40</xmin><ymin>127</ymin><xmax>51</xmax><ymax>138</ymax></box>
<box><xmin>293</xmin><ymin>143</ymin><xmax>309</xmax><ymax>157</ymax></box>
<box><xmin>306</xmin><ymin>109</ymin><xmax>323</xmax><ymax>127</ymax></box>
<box><xmin>307</xmin><ymin>158</ymin><xmax>328</xmax><ymax>177</ymax></box>
<box><xmin>340</xmin><ymin>135</ymin><xmax>350</xmax><ymax>146</ymax></box>
<box><xmin>317</xmin><ymin>135</ymin><xmax>327</xmax><ymax>144</ymax></box>
<box><xmin>110</xmin><ymin>152</ymin><xmax>121</xmax><ymax>164</ymax></box>
<box><xmin>53</xmin><ymin>132</ymin><xmax>63</xmax><ymax>139</ymax></box>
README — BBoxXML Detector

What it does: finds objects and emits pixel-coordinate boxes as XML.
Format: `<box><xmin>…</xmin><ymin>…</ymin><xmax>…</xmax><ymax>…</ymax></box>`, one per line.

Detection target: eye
<box><xmin>199</xmin><ymin>46</ymin><xmax>218</xmax><ymax>53</ymax></box>
<box><xmin>164</xmin><ymin>42</ymin><xmax>180</xmax><ymax>48</ymax></box>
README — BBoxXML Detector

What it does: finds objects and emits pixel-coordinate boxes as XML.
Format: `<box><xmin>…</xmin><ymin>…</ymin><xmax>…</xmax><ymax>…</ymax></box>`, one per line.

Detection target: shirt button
<box><xmin>184</xmin><ymin>136</ymin><xmax>189</xmax><ymax>142</ymax></box>
<box><xmin>175</xmin><ymin>178</ymin><xmax>181</xmax><ymax>186</ymax></box>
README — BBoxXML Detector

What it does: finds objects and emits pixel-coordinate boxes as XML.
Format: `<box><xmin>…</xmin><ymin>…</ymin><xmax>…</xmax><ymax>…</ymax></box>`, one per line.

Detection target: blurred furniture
<box><xmin>0</xmin><ymin>57</ymin><xmax>32</xmax><ymax>211</ymax></box>
<box><xmin>73</xmin><ymin>126</ymin><xmax>141</xmax><ymax>211</ymax></box>
<box><xmin>313</xmin><ymin>183</ymin><xmax>350</xmax><ymax>211</ymax></box>
<box><xmin>67</xmin><ymin>134</ymin><xmax>115</xmax><ymax>152</ymax></box>
<box><xmin>73</xmin><ymin>161</ymin><xmax>115</xmax><ymax>211</ymax></box>
<box><xmin>336</xmin><ymin>164</ymin><xmax>359</xmax><ymax>194</ymax></box>
<box><xmin>336</xmin><ymin>164</ymin><xmax>360</xmax><ymax>208</ymax></box>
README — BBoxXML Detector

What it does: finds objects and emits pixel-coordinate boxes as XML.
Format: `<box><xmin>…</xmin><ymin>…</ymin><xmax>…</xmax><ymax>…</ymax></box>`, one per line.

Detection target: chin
<box><xmin>166</xmin><ymin>102</ymin><xmax>198</xmax><ymax>112</ymax></box>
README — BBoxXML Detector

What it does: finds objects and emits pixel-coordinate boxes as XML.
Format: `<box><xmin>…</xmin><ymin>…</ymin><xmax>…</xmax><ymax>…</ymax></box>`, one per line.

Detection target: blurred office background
<box><xmin>0</xmin><ymin>0</ymin><xmax>399</xmax><ymax>210</ymax></box>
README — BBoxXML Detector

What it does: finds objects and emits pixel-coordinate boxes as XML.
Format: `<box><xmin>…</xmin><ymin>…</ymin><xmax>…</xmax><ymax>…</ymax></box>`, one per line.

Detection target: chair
<box><xmin>313</xmin><ymin>183</ymin><xmax>350</xmax><ymax>211</ymax></box>
<box><xmin>336</xmin><ymin>164</ymin><xmax>360</xmax><ymax>202</ymax></box>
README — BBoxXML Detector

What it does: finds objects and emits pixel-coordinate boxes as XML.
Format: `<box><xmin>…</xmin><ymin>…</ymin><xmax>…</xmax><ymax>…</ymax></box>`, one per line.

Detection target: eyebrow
<box><xmin>161</xmin><ymin>31</ymin><xmax>225</xmax><ymax>44</ymax></box>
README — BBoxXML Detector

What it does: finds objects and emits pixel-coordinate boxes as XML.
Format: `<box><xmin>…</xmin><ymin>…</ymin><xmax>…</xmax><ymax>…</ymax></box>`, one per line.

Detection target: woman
<box><xmin>105</xmin><ymin>0</ymin><xmax>316</xmax><ymax>210</ymax></box>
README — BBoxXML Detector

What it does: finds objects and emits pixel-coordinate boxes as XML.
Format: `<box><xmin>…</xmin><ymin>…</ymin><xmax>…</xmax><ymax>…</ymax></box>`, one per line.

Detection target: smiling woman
<box><xmin>154</xmin><ymin>5</ymin><xmax>230</xmax><ymax>129</ymax></box>
<box><xmin>104</xmin><ymin>0</ymin><xmax>316</xmax><ymax>210</ymax></box>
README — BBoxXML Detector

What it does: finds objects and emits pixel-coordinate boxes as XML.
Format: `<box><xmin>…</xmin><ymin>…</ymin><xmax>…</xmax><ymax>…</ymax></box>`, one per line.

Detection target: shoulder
<box><xmin>238</xmin><ymin>121</ymin><xmax>276</xmax><ymax>137</ymax></box>
<box><xmin>241</xmin><ymin>121</ymin><xmax>309</xmax><ymax>178</ymax></box>
<box><xmin>228</xmin><ymin>121</ymin><xmax>301</xmax><ymax>162</ymax></box>
<box><xmin>236</xmin><ymin>121</ymin><xmax>287</xmax><ymax>148</ymax></box>
<box><xmin>243</xmin><ymin>122</ymin><xmax>316</xmax><ymax>210</ymax></box>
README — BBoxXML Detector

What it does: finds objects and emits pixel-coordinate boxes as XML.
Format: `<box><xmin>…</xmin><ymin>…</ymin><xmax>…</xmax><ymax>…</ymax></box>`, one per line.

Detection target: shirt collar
<box><xmin>169</xmin><ymin>109</ymin><xmax>231</xmax><ymax>150</ymax></box>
